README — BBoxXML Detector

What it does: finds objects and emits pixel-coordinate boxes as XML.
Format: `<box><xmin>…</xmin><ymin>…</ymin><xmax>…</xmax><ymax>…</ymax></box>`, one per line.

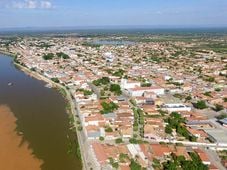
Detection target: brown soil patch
<box><xmin>0</xmin><ymin>105</ymin><xmax>42</xmax><ymax>170</ymax></box>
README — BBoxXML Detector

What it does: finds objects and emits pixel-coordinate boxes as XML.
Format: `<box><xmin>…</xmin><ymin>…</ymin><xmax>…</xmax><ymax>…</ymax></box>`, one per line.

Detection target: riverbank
<box><xmin>0</xmin><ymin>49</ymin><xmax>15</xmax><ymax>56</ymax></box>
<box><xmin>0</xmin><ymin>105</ymin><xmax>43</xmax><ymax>170</ymax></box>
<box><xmin>13</xmin><ymin>59</ymin><xmax>85</xmax><ymax>169</ymax></box>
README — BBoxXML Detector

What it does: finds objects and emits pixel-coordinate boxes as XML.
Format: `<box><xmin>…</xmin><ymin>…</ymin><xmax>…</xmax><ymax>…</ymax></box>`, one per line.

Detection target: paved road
<box><xmin>144</xmin><ymin>138</ymin><xmax>227</xmax><ymax>149</ymax></box>
<box><xmin>74</xmin><ymin>99</ymin><xmax>100</xmax><ymax>170</ymax></box>
<box><xmin>210</xmin><ymin>118</ymin><xmax>227</xmax><ymax>132</ymax></box>
<box><xmin>101</xmin><ymin>137</ymin><xmax>227</xmax><ymax>149</ymax></box>
<box><xmin>205</xmin><ymin>149</ymin><xmax>226</xmax><ymax>170</ymax></box>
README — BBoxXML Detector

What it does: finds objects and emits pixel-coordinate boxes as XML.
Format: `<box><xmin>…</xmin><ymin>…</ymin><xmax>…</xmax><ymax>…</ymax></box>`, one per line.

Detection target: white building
<box><xmin>127</xmin><ymin>144</ymin><xmax>147</xmax><ymax>163</ymax></box>
<box><xmin>121</xmin><ymin>79</ymin><xmax>141</xmax><ymax>89</ymax></box>
<box><xmin>127</xmin><ymin>87</ymin><xmax>165</xmax><ymax>97</ymax></box>
<box><xmin>161</xmin><ymin>103</ymin><xmax>191</xmax><ymax>112</ymax></box>
<box><xmin>103</xmin><ymin>52</ymin><xmax>114</xmax><ymax>62</ymax></box>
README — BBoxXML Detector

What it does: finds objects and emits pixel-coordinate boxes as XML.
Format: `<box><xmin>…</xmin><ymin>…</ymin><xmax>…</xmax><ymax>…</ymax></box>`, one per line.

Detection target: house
<box><xmin>120</xmin><ymin>126</ymin><xmax>133</xmax><ymax>138</ymax></box>
<box><xmin>91</xmin><ymin>143</ymin><xmax>109</xmax><ymax>167</ymax></box>
<box><xmin>150</xmin><ymin>144</ymin><xmax>171</xmax><ymax>159</ymax></box>
<box><xmin>173</xmin><ymin>146</ymin><xmax>191</xmax><ymax>160</ymax></box>
<box><xmin>186</xmin><ymin>120</ymin><xmax>215</xmax><ymax>129</ymax></box>
<box><xmin>194</xmin><ymin>148</ymin><xmax>211</xmax><ymax>165</ymax></box>
<box><xmin>142</xmin><ymin>105</ymin><xmax>159</xmax><ymax>115</ymax></box>
<box><xmin>144</xmin><ymin>124</ymin><xmax>165</xmax><ymax>140</ymax></box>
<box><xmin>186</xmin><ymin>127</ymin><xmax>208</xmax><ymax>141</ymax></box>
<box><xmin>221</xmin><ymin>160</ymin><xmax>227</xmax><ymax>168</ymax></box>
<box><xmin>85</xmin><ymin>125</ymin><xmax>104</xmax><ymax>140</ymax></box>
<box><xmin>84</xmin><ymin>113</ymin><xmax>105</xmax><ymax>126</ymax></box>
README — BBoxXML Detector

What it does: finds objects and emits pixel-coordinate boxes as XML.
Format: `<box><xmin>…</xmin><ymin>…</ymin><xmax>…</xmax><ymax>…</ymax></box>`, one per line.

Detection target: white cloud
<box><xmin>10</xmin><ymin>0</ymin><xmax>53</xmax><ymax>9</ymax></box>
<box><xmin>40</xmin><ymin>1</ymin><xmax>52</xmax><ymax>9</ymax></box>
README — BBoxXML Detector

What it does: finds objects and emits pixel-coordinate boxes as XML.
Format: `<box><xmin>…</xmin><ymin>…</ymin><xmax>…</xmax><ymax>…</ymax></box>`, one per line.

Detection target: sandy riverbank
<box><xmin>0</xmin><ymin>105</ymin><xmax>43</xmax><ymax>170</ymax></box>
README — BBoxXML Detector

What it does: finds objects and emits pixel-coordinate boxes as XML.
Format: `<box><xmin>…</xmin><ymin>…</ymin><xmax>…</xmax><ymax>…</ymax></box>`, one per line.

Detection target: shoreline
<box><xmin>14</xmin><ymin>62</ymin><xmax>85</xmax><ymax>169</ymax></box>
<box><xmin>0</xmin><ymin>49</ymin><xmax>15</xmax><ymax>57</ymax></box>
<box><xmin>0</xmin><ymin>52</ymin><xmax>85</xmax><ymax>169</ymax></box>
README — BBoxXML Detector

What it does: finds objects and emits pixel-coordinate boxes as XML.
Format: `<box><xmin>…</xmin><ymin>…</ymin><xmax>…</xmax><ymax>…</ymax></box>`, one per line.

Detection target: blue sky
<box><xmin>0</xmin><ymin>0</ymin><xmax>227</xmax><ymax>28</ymax></box>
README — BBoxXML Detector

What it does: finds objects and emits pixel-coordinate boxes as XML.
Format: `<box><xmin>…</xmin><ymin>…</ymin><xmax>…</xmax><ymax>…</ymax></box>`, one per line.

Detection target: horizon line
<box><xmin>1</xmin><ymin>25</ymin><xmax>227</xmax><ymax>31</ymax></box>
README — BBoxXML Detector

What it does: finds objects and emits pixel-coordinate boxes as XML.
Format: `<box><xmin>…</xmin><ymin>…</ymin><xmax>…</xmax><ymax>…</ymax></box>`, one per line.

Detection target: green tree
<box><xmin>119</xmin><ymin>153</ymin><xmax>128</xmax><ymax>163</ymax></box>
<box><xmin>51</xmin><ymin>77</ymin><xmax>60</xmax><ymax>83</ymax></box>
<box><xmin>223</xmin><ymin>97</ymin><xmax>227</xmax><ymax>102</ymax></box>
<box><xmin>165</xmin><ymin>125</ymin><xmax>173</xmax><ymax>134</ymax></box>
<box><xmin>163</xmin><ymin>160</ymin><xmax>177</xmax><ymax>170</ymax></box>
<box><xmin>105</xmin><ymin>126</ymin><xmax>113</xmax><ymax>132</ymax></box>
<box><xmin>99</xmin><ymin>136</ymin><xmax>104</xmax><ymax>141</ymax></box>
<box><xmin>56</xmin><ymin>52</ymin><xmax>70</xmax><ymax>59</ymax></box>
<box><xmin>185</xmin><ymin>95</ymin><xmax>192</xmax><ymax>101</ymax></box>
<box><xmin>43</xmin><ymin>53</ymin><xmax>55</xmax><ymax>60</ymax></box>
<box><xmin>130</xmin><ymin>159</ymin><xmax>142</xmax><ymax>170</ymax></box>
<box><xmin>193</xmin><ymin>100</ymin><xmax>207</xmax><ymax>109</ymax></box>
<box><xmin>93</xmin><ymin>77</ymin><xmax>110</xmax><ymax>86</ymax></box>
<box><xmin>113</xmin><ymin>69</ymin><xmax>125</xmax><ymax>77</ymax></box>
<box><xmin>100</xmin><ymin>102</ymin><xmax>119</xmax><ymax>114</ymax></box>
<box><xmin>110</xmin><ymin>84</ymin><xmax>122</xmax><ymax>95</ymax></box>
<box><xmin>115</xmin><ymin>138</ymin><xmax>123</xmax><ymax>144</ymax></box>
<box><xmin>216</xmin><ymin>113</ymin><xmax>227</xmax><ymax>120</ymax></box>
<box><xmin>213</xmin><ymin>104</ymin><xmax>224</xmax><ymax>112</ymax></box>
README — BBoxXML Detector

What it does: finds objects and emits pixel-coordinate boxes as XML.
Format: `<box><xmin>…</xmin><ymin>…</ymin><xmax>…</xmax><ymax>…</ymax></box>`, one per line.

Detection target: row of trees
<box><xmin>133</xmin><ymin>108</ymin><xmax>144</xmax><ymax>137</ymax></box>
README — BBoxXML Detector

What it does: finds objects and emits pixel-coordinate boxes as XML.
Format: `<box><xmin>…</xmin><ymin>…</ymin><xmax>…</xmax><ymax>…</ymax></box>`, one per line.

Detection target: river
<box><xmin>0</xmin><ymin>54</ymin><xmax>82</xmax><ymax>170</ymax></box>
